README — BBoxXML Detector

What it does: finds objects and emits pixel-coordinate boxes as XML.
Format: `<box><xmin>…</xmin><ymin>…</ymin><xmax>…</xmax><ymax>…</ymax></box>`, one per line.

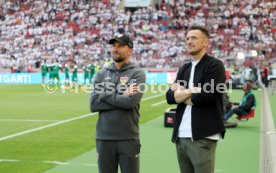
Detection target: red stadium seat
<box><xmin>237</xmin><ymin>109</ymin><xmax>255</xmax><ymax>121</ymax></box>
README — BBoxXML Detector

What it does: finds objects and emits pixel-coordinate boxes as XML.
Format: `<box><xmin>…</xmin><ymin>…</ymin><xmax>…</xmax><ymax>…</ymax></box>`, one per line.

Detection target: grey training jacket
<box><xmin>90</xmin><ymin>62</ymin><xmax>146</xmax><ymax>140</ymax></box>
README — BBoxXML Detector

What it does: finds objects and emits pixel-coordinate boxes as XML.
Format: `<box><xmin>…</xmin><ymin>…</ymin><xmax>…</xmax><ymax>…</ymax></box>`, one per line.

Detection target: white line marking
<box><xmin>0</xmin><ymin>159</ymin><xmax>97</xmax><ymax>167</ymax></box>
<box><xmin>266</xmin><ymin>131</ymin><xmax>276</xmax><ymax>134</ymax></box>
<box><xmin>46</xmin><ymin>161</ymin><xmax>96</xmax><ymax>167</ymax></box>
<box><xmin>142</xmin><ymin>94</ymin><xmax>163</xmax><ymax>101</ymax></box>
<box><xmin>0</xmin><ymin>94</ymin><xmax>165</xmax><ymax>141</ymax></box>
<box><xmin>151</xmin><ymin>100</ymin><xmax>167</xmax><ymax>107</ymax></box>
<box><xmin>0</xmin><ymin>119</ymin><xmax>59</xmax><ymax>122</ymax></box>
<box><xmin>0</xmin><ymin>159</ymin><xmax>19</xmax><ymax>162</ymax></box>
<box><xmin>44</xmin><ymin>161</ymin><xmax>69</xmax><ymax>165</ymax></box>
<box><xmin>0</xmin><ymin>113</ymin><xmax>96</xmax><ymax>141</ymax></box>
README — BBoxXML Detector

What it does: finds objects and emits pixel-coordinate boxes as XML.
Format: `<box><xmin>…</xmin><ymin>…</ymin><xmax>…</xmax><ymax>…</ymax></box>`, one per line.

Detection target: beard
<box><xmin>113</xmin><ymin>56</ymin><xmax>125</xmax><ymax>63</ymax></box>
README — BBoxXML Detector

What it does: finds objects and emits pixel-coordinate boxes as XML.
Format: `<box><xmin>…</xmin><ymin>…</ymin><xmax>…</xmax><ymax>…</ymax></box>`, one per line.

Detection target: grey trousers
<box><xmin>96</xmin><ymin>140</ymin><xmax>140</xmax><ymax>173</ymax></box>
<box><xmin>176</xmin><ymin>138</ymin><xmax>217</xmax><ymax>173</ymax></box>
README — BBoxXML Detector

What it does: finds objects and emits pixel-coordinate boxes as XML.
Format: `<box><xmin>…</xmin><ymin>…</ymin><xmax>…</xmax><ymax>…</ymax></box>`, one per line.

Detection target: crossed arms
<box><xmin>170</xmin><ymin>83</ymin><xmax>201</xmax><ymax>105</ymax></box>
<box><xmin>90</xmin><ymin>71</ymin><xmax>146</xmax><ymax>112</ymax></box>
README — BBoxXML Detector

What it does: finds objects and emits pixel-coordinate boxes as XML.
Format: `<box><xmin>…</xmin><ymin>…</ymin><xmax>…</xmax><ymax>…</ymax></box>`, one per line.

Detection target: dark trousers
<box><xmin>176</xmin><ymin>138</ymin><xmax>217</xmax><ymax>173</ymax></box>
<box><xmin>96</xmin><ymin>140</ymin><xmax>140</xmax><ymax>173</ymax></box>
<box><xmin>262</xmin><ymin>77</ymin><xmax>269</xmax><ymax>88</ymax></box>
<box><xmin>223</xmin><ymin>107</ymin><xmax>249</xmax><ymax>121</ymax></box>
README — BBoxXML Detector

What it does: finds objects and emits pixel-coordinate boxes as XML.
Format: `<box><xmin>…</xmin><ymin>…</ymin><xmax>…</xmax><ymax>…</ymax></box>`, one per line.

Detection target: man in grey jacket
<box><xmin>90</xmin><ymin>34</ymin><xmax>146</xmax><ymax>173</ymax></box>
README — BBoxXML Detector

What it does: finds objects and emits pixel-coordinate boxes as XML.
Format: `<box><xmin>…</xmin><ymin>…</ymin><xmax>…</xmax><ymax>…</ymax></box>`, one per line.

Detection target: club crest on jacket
<box><xmin>120</xmin><ymin>76</ymin><xmax>129</xmax><ymax>85</ymax></box>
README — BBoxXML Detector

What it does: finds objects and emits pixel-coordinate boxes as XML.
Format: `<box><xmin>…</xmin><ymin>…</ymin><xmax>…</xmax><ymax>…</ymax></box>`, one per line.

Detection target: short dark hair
<box><xmin>245</xmin><ymin>82</ymin><xmax>252</xmax><ymax>90</ymax></box>
<box><xmin>188</xmin><ymin>25</ymin><xmax>210</xmax><ymax>39</ymax></box>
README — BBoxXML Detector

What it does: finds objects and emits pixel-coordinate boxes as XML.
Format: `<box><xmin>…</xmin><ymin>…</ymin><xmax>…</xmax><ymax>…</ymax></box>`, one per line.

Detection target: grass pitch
<box><xmin>0</xmin><ymin>85</ymin><xmax>260</xmax><ymax>173</ymax></box>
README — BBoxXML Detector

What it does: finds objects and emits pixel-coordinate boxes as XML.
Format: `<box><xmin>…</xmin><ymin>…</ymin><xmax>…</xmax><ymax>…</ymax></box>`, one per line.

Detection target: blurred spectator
<box><xmin>0</xmin><ymin>0</ymin><xmax>275</xmax><ymax>71</ymax></box>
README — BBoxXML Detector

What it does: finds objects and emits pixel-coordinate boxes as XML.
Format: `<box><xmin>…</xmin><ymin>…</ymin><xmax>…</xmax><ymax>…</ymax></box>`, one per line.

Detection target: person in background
<box><xmin>88</xmin><ymin>62</ymin><xmax>95</xmax><ymax>84</ymax></box>
<box><xmin>71</xmin><ymin>63</ymin><xmax>78</xmax><ymax>85</ymax></box>
<box><xmin>262</xmin><ymin>63</ymin><xmax>269</xmax><ymax>88</ymax></box>
<box><xmin>48</xmin><ymin>59</ymin><xmax>62</xmax><ymax>86</ymax></box>
<box><xmin>82</xmin><ymin>64</ymin><xmax>90</xmax><ymax>85</ymax></box>
<box><xmin>41</xmin><ymin>60</ymin><xmax>48</xmax><ymax>85</ymax></box>
<box><xmin>223</xmin><ymin>82</ymin><xmax>256</xmax><ymax>124</ymax></box>
<box><xmin>64</xmin><ymin>63</ymin><xmax>70</xmax><ymax>86</ymax></box>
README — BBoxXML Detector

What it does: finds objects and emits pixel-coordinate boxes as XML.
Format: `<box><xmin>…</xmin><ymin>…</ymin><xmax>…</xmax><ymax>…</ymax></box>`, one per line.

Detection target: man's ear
<box><xmin>204</xmin><ymin>39</ymin><xmax>209</xmax><ymax>47</ymax></box>
<box><xmin>128</xmin><ymin>48</ymin><xmax>133</xmax><ymax>56</ymax></box>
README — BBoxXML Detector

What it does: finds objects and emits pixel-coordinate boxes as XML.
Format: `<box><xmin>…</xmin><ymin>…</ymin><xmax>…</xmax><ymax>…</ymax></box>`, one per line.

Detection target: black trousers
<box><xmin>96</xmin><ymin>140</ymin><xmax>140</xmax><ymax>173</ymax></box>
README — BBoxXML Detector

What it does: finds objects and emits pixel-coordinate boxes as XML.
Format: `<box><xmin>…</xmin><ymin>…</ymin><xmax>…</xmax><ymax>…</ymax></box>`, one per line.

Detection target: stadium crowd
<box><xmin>0</xmin><ymin>0</ymin><xmax>275</xmax><ymax>72</ymax></box>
